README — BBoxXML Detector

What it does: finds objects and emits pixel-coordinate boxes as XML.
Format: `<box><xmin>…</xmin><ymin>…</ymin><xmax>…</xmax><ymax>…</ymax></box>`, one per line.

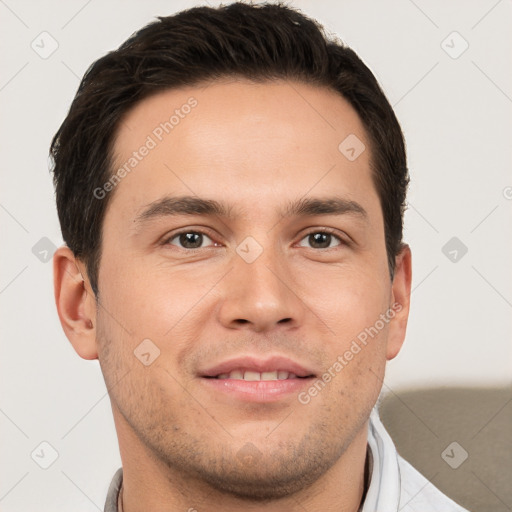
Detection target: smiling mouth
<box><xmin>199</xmin><ymin>357</ymin><xmax>317</xmax><ymax>402</ymax></box>
<box><xmin>205</xmin><ymin>369</ymin><xmax>315</xmax><ymax>381</ymax></box>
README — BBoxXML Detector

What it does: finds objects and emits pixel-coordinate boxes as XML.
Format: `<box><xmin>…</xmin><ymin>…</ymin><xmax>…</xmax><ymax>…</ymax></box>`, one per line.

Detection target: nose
<box><xmin>217</xmin><ymin>245</ymin><xmax>305</xmax><ymax>333</ymax></box>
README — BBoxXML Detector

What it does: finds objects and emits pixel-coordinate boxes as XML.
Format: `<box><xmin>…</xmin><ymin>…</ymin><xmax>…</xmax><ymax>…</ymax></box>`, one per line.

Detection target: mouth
<box><xmin>200</xmin><ymin>355</ymin><xmax>316</xmax><ymax>379</ymax></box>
<box><xmin>205</xmin><ymin>369</ymin><xmax>314</xmax><ymax>381</ymax></box>
<box><xmin>198</xmin><ymin>355</ymin><xmax>317</xmax><ymax>402</ymax></box>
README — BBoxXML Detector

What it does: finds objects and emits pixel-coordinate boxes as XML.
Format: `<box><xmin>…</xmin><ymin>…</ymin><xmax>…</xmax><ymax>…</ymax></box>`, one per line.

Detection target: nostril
<box><xmin>235</xmin><ymin>319</ymin><xmax>250</xmax><ymax>324</ymax></box>
<box><xmin>277</xmin><ymin>318</ymin><xmax>292</xmax><ymax>324</ymax></box>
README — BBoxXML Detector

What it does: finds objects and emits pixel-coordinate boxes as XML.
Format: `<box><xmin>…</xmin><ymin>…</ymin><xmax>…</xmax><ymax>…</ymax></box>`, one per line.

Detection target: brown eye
<box><xmin>299</xmin><ymin>232</ymin><xmax>342</xmax><ymax>249</ymax></box>
<box><xmin>168</xmin><ymin>231</ymin><xmax>214</xmax><ymax>249</ymax></box>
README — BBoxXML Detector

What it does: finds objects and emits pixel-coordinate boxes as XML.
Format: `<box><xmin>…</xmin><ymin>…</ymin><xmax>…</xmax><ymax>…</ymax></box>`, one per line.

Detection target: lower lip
<box><xmin>200</xmin><ymin>377</ymin><xmax>314</xmax><ymax>402</ymax></box>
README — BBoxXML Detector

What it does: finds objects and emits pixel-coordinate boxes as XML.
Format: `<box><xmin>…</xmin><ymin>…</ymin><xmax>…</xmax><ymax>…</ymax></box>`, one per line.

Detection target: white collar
<box><xmin>362</xmin><ymin>408</ymin><xmax>401</xmax><ymax>512</ymax></box>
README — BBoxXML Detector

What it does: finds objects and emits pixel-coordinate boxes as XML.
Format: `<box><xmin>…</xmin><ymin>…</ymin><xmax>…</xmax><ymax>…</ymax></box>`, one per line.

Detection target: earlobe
<box><xmin>386</xmin><ymin>244</ymin><xmax>412</xmax><ymax>361</ymax></box>
<box><xmin>53</xmin><ymin>246</ymin><xmax>98</xmax><ymax>360</ymax></box>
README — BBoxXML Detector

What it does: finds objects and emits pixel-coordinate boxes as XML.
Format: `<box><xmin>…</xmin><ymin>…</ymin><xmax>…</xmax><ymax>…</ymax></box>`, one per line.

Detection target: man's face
<box><xmin>94</xmin><ymin>79</ymin><xmax>405</xmax><ymax>498</ymax></box>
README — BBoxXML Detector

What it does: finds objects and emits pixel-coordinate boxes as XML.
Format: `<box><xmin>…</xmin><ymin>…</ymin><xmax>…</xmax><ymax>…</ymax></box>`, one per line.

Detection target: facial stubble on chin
<box><xmin>111</xmin><ymin>372</ymin><xmax>369</xmax><ymax>502</ymax></box>
<box><xmin>135</xmin><ymin>409</ymin><xmax>356</xmax><ymax>501</ymax></box>
<box><xmin>96</xmin><ymin>316</ymin><xmax>372</xmax><ymax>502</ymax></box>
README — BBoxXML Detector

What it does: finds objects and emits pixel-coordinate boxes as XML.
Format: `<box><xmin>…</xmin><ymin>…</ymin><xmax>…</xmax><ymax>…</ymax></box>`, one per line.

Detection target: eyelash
<box><xmin>162</xmin><ymin>228</ymin><xmax>347</xmax><ymax>250</ymax></box>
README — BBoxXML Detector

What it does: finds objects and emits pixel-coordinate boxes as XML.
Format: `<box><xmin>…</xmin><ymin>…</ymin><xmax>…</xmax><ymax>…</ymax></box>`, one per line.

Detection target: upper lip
<box><xmin>199</xmin><ymin>355</ymin><xmax>317</xmax><ymax>378</ymax></box>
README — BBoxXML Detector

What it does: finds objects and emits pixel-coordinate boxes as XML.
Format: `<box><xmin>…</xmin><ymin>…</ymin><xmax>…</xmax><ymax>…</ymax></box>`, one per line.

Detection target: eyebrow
<box><xmin>132</xmin><ymin>194</ymin><xmax>367</xmax><ymax>229</ymax></box>
<box><xmin>284</xmin><ymin>196</ymin><xmax>367</xmax><ymax>219</ymax></box>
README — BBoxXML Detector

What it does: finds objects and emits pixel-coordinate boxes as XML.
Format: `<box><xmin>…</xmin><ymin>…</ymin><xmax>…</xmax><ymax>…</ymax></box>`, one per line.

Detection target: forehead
<box><xmin>108</xmin><ymin>79</ymin><xmax>379</xmax><ymax>222</ymax></box>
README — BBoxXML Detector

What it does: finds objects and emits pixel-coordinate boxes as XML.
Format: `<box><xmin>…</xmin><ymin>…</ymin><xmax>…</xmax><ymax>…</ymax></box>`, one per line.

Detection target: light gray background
<box><xmin>1</xmin><ymin>0</ymin><xmax>511</xmax><ymax>510</ymax></box>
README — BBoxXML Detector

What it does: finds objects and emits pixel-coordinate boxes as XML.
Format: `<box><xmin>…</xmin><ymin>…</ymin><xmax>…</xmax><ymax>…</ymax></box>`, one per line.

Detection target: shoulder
<box><xmin>397</xmin><ymin>456</ymin><xmax>470</xmax><ymax>512</ymax></box>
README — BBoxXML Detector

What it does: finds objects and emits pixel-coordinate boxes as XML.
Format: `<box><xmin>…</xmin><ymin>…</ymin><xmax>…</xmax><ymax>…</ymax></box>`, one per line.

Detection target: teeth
<box><xmin>244</xmin><ymin>370</ymin><xmax>260</xmax><ymax>381</ymax></box>
<box><xmin>216</xmin><ymin>370</ymin><xmax>300</xmax><ymax>380</ymax></box>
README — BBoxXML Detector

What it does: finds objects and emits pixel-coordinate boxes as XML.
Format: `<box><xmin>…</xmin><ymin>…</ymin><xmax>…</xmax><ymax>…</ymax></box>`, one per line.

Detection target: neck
<box><xmin>114</xmin><ymin>409</ymin><xmax>369</xmax><ymax>512</ymax></box>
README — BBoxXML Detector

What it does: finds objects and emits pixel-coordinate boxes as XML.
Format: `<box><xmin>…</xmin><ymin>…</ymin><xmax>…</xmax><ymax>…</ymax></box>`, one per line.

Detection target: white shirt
<box><xmin>363</xmin><ymin>409</ymin><xmax>469</xmax><ymax>511</ymax></box>
<box><xmin>104</xmin><ymin>408</ymin><xmax>470</xmax><ymax>511</ymax></box>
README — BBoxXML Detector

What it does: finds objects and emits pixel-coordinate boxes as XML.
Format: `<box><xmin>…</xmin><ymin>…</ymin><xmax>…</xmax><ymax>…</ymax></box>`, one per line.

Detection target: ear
<box><xmin>386</xmin><ymin>244</ymin><xmax>412</xmax><ymax>361</ymax></box>
<box><xmin>53</xmin><ymin>246</ymin><xmax>98</xmax><ymax>360</ymax></box>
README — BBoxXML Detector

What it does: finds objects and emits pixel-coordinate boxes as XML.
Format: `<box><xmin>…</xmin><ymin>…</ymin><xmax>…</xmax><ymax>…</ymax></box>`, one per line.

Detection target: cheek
<box><xmin>297</xmin><ymin>265</ymin><xmax>390</xmax><ymax>342</ymax></box>
<box><xmin>98</xmin><ymin>255</ymin><xmax>220</xmax><ymax>339</ymax></box>
<box><xmin>95</xmin><ymin>295</ymin><xmax>197</xmax><ymax>426</ymax></box>
<box><xmin>96</xmin><ymin>256</ymin><xmax>227</xmax><ymax>387</ymax></box>
<box><xmin>296</xmin><ymin>265</ymin><xmax>391</xmax><ymax>394</ymax></box>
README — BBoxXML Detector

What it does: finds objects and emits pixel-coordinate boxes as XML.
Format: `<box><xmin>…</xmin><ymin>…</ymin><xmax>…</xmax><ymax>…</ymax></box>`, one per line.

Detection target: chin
<box><xmin>195</xmin><ymin>464</ymin><xmax>323</xmax><ymax>501</ymax></box>
<box><xmin>171</xmin><ymin>442</ymin><xmax>342</xmax><ymax>502</ymax></box>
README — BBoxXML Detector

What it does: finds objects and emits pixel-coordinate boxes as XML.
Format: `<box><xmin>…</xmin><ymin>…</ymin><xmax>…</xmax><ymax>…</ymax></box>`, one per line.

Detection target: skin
<box><xmin>54</xmin><ymin>79</ymin><xmax>412</xmax><ymax>512</ymax></box>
